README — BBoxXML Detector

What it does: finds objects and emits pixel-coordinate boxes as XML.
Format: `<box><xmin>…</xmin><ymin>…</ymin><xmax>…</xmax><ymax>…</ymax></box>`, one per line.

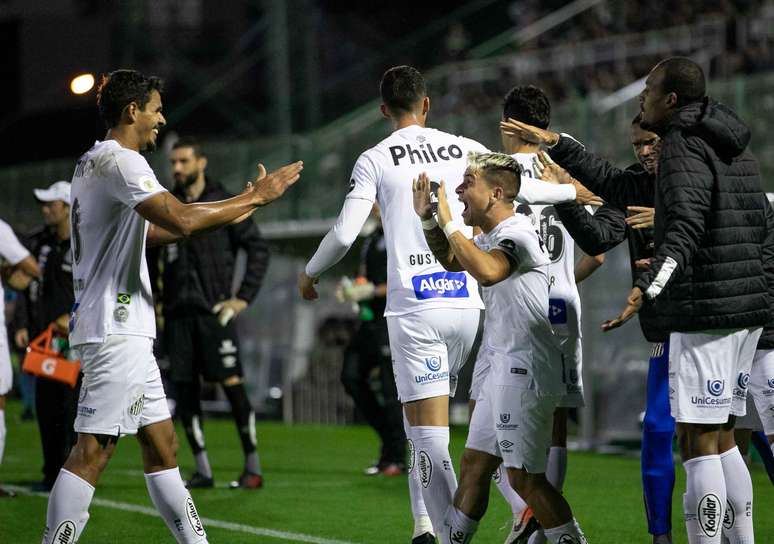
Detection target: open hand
<box><xmin>601</xmin><ymin>287</ymin><xmax>643</xmax><ymax>332</ymax></box>
<box><xmin>435</xmin><ymin>181</ymin><xmax>453</xmax><ymax>228</ymax></box>
<box><xmin>412</xmin><ymin>172</ymin><xmax>434</xmax><ymax>220</ymax></box>
<box><xmin>500</xmin><ymin>118</ymin><xmax>560</xmax><ymax>146</ymax></box>
<box><xmin>625</xmin><ymin>206</ymin><xmax>655</xmax><ymax>229</ymax></box>
<box><xmin>252</xmin><ymin>161</ymin><xmax>303</xmax><ymax>206</ymax></box>
<box><xmin>573</xmin><ymin>181</ymin><xmax>604</xmax><ymax>207</ymax></box>
<box><xmin>536</xmin><ymin>151</ymin><xmax>575</xmax><ymax>185</ymax></box>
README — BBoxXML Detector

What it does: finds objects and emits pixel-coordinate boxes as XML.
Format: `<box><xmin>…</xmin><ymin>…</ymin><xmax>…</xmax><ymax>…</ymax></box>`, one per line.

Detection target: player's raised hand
<box><xmin>536</xmin><ymin>151</ymin><xmax>575</xmax><ymax>185</ymax></box>
<box><xmin>573</xmin><ymin>181</ymin><xmax>604</xmax><ymax>207</ymax></box>
<box><xmin>412</xmin><ymin>172</ymin><xmax>434</xmax><ymax>219</ymax></box>
<box><xmin>625</xmin><ymin>206</ymin><xmax>655</xmax><ymax>229</ymax></box>
<box><xmin>500</xmin><ymin>118</ymin><xmax>560</xmax><ymax>147</ymax></box>
<box><xmin>298</xmin><ymin>271</ymin><xmax>319</xmax><ymax>301</ymax></box>
<box><xmin>251</xmin><ymin>161</ymin><xmax>303</xmax><ymax>206</ymax></box>
<box><xmin>601</xmin><ymin>286</ymin><xmax>643</xmax><ymax>332</ymax></box>
<box><xmin>435</xmin><ymin>181</ymin><xmax>453</xmax><ymax>228</ymax></box>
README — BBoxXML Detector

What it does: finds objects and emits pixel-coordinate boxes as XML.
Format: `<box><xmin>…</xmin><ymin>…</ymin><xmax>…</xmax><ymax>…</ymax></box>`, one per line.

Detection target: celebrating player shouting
<box><xmin>41</xmin><ymin>69</ymin><xmax>302</xmax><ymax>544</ymax></box>
<box><xmin>413</xmin><ymin>155</ymin><xmax>587</xmax><ymax>544</ymax></box>
<box><xmin>298</xmin><ymin>65</ymin><xmax>585</xmax><ymax>543</ymax></box>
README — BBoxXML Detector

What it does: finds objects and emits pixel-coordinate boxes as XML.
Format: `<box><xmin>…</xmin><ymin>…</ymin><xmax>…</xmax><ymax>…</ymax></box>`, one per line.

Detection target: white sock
<box><xmin>42</xmin><ymin>469</ymin><xmax>94</xmax><ymax>543</ymax></box>
<box><xmin>412</xmin><ymin>426</ymin><xmax>457</xmax><ymax>536</ymax></box>
<box><xmin>194</xmin><ymin>451</ymin><xmax>212</xmax><ymax>479</ymax></box>
<box><xmin>543</xmin><ymin>519</ymin><xmax>587</xmax><ymax>543</ymax></box>
<box><xmin>719</xmin><ymin>447</ymin><xmax>754</xmax><ymax>544</ymax></box>
<box><xmin>493</xmin><ymin>464</ymin><xmax>528</xmax><ymax>514</ymax></box>
<box><xmin>440</xmin><ymin>506</ymin><xmax>478</xmax><ymax>544</ymax></box>
<box><xmin>0</xmin><ymin>409</ymin><xmax>5</xmax><ymax>464</ymax></box>
<box><xmin>546</xmin><ymin>447</ymin><xmax>568</xmax><ymax>493</ymax></box>
<box><xmin>145</xmin><ymin>467</ymin><xmax>208</xmax><ymax>543</ymax></box>
<box><xmin>684</xmin><ymin>454</ymin><xmax>726</xmax><ymax>544</ymax></box>
<box><xmin>404</xmin><ymin>414</ymin><xmax>432</xmax><ymax>538</ymax></box>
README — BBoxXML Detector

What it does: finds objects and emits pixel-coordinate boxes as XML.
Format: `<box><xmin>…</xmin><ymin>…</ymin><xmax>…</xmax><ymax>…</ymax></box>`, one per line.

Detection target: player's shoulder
<box><xmin>492</xmin><ymin>215</ymin><xmax>538</xmax><ymax>244</ymax></box>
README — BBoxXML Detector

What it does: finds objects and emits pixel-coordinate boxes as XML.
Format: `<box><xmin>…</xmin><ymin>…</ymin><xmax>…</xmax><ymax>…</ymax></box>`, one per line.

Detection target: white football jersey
<box><xmin>347</xmin><ymin>125</ymin><xmax>485</xmax><ymax>316</ymax></box>
<box><xmin>473</xmin><ymin>214</ymin><xmax>565</xmax><ymax>395</ymax></box>
<box><xmin>512</xmin><ymin>152</ymin><xmax>582</xmax><ymax>338</ymax></box>
<box><xmin>68</xmin><ymin>140</ymin><xmax>167</xmax><ymax>346</ymax></box>
<box><xmin>0</xmin><ymin>218</ymin><xmax>31</xmax><ymax>326</ymax></box>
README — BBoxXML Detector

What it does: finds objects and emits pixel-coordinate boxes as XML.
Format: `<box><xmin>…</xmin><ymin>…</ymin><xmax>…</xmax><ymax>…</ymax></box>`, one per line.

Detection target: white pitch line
<box><xmin>6</xmin><ymin>485</ymin><xmax>358</xmax><ymax>544</ymax></box>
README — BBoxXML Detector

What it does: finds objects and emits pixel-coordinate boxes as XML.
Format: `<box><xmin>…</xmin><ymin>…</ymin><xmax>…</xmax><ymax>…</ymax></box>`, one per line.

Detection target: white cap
<box><xmin>34</xmin><ymin>181</ymin><xmax>71</xmax><ymax>205</ymax></box>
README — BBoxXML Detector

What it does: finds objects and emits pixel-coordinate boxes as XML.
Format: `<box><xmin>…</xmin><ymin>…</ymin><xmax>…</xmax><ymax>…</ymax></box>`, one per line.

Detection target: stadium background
<box><xmin>1</xmin><ymin>1</ymin><xmax>774</xmax><ymax>541</ymax></box>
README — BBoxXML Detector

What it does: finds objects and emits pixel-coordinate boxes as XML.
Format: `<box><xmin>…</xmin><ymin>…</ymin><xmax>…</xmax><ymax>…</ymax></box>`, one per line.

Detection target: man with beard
<box><xmin>159</xmin><ymin>137</ymin><xmax>270</xmax><ymax>489</ymax></box>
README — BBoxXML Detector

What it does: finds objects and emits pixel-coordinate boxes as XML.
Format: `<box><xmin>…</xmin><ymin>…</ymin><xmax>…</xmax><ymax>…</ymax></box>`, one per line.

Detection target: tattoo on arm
<box><xmin>423</xmin><ymin>226</ymin><xmax>459</xmax><ymax>270</ymax></box>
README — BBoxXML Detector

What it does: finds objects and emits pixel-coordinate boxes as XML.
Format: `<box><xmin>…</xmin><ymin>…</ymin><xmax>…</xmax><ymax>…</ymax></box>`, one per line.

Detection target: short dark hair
<box><xmin>380</xmin><ymin>66</ymin><xmax>426</xmax><ymax>114</ymax></box>
<box><xmin>653</xmin><ymin>57</ymin><xmax>706</xmax><ymax>107</ymax></box>
<box><xmin>503</xmin><ymin>85</ymin><xmax>551</xmax><ymax>129</ymax></box>
<box><xmin>172</xmin><ymin>136</ymin><xmax>205</xmax><ymax>158</ymax></box>
<box><xmin>97</xmin><ymin>69</ymin><xmax>164</xmax><ymax>128</ymax></box>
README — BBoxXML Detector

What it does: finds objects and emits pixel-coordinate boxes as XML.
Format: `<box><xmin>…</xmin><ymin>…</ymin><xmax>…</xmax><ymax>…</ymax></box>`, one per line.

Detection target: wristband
<box><xmin>443</xmin><ymin>221</ymin><xmax>460</xmax><ymax>238</ymax></box>
<box><xmin>421</xmin><ymin>217</ymin><xmax>438</xmax><ymax>230</ymax></box>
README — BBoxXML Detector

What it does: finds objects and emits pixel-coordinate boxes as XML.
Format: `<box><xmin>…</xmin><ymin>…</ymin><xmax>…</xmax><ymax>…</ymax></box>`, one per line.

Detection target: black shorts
<box><xmin>165</xmin><ymin>313</ymin><xmax>243</xmax><ymax>383</ymax></box>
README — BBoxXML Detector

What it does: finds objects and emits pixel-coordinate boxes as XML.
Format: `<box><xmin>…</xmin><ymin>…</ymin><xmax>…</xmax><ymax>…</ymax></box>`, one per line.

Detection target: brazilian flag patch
<box><xmin>117</xmin><ymin>293</ymin><xmax>131</xmax><ymax>305</ymax></box>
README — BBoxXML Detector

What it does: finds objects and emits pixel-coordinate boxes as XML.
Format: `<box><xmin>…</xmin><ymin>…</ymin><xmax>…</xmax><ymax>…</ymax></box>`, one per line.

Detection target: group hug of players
<box><xmin>299</xmin><ymin>59</ymin><xmax>774</xmax><ymax>544</ymax></box>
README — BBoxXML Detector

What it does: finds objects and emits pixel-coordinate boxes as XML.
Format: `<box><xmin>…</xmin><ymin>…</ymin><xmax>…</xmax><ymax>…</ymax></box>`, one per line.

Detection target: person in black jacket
<box><xmin>13</xmin><ymin>181</ymin><xmax>79</xmax><ymax>492</ymax></box>
<box><xmin>503</xmin><ymin>57</ymin><xmax>770</xmax><ymax>544</ymax></box>
<box><xmin>158</xmin><ymin>137</ymin><xmax>270</xmax><ymax>490</ymax></box>
<box><xmin>539</xmin><ymin>118</ymin><xmax>679</xmax><ymax>544</ymax></box>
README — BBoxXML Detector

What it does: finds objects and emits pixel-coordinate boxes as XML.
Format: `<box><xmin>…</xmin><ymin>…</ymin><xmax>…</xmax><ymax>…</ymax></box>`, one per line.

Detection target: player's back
<box><xmin>349</xmin><ymin>125</ymin><xmax>486</xmax><ymax>317</ymax></box>
<box><xmin>69</xmin><ymin>140</ymin><xmax>166</xmax><ymax>346</ymax></box>
<box><xmin>511</xmin><ymin>152</ymin><xmax>582</xmax><ymax>338</ymax></box>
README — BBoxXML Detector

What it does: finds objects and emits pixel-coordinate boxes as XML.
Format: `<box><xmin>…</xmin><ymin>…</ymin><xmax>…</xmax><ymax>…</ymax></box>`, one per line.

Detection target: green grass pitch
<box><xmin>1</xmin><ymin>399</ymin><xmax>772</xmax><ymax>543</ymax></box>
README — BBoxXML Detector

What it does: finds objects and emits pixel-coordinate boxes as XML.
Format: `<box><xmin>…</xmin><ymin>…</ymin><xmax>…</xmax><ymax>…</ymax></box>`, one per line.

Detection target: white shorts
<box><xmin>387</xmin><ymin>308</ymin><xmax>480</xmax><ymax>403</ymax></box>
<box><xmin>668</xmin><ymin>327</ymin><xmax>762</xmax><ymax>424</ymax></box>
<box><xmin>557</xmin><ymin>335</ymin><xmax>584</xmax><ymax>408</ymax></box>
<box><xmin>465</xmin><ymin>347</ymin><xmax>560</xmax><ymax>473</ymax></box>
<box><xmin>736</xmin><ymin>349</ymin><xmax>774</xmax><ymax>435</ymax></box>
<box><xmin>74</xmin><ymin>335</ymin><xmax>171</xmax><ymax>436</ymax></box>
<box><xmin>471</xmin><ymin>335</ymin><xmax>582</xmax><ymax>407</ymax></box>
<box><xmin>0</xmin><ymin>331</ymin><xmax>11</xmax><ymax>396</ymax></box>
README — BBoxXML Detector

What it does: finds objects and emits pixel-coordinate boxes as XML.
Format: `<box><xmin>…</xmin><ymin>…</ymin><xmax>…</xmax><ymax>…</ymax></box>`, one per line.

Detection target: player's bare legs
<box><xmin>62</xmin><ymin>433</ymin><xmax>118</xmax><ymax>485</ymax></box>
<box><xmin>507</xmin><ymin>468</ymin><xmax>573</xmax><ymax>530</ymax></box>
<box><xmin>137</xmin><ymin>418</ymin><xmax>179</xmax><ymax>472</ymax></box>
<box><xmin>453</xmin><ymin>448</ymin><xmax>501</xmax><ymax>520</ymax></box>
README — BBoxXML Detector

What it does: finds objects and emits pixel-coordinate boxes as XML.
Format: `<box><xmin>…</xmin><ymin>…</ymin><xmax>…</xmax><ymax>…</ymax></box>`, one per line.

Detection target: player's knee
<box><xmin>459</xmin><ymin>449</ymin><xmax>496</xmax><ymax>480</ymax></box>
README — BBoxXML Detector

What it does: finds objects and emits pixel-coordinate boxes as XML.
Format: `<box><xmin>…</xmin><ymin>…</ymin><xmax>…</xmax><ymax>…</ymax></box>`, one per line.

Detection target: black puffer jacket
<box><xmin>758</xmin><ymin>202</ymin><xmax>774</xmax><ymax>349</ymax></box>
<box><xmin>631</xmin><ymin>98</ymin><xmax>770</xmax><ymax>333</ymax></box>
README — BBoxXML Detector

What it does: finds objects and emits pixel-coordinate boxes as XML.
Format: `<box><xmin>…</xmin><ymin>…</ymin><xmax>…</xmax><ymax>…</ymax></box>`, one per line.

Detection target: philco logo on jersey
<box><xmin>412</xmin><ymin>271</ymin><xmax>469</xmax><ymax>300</ymax></box>
<box><xmin>389</xmin><ymin>143</ymin><xmax>463</xmax><ymax>166</ymax></box>
<box><xmin>698</xmin><ymin>493</ymin><xmax>720</xmax><ymax>537</ymax></box>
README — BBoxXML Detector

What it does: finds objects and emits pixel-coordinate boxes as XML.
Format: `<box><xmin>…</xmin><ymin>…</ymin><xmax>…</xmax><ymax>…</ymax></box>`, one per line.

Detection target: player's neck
<box><xmin>481</xmin><ymin>207</ymin><xmax>515</xmax><ymax>234</ymax></box>
<box><xmin>105</xmin><ymin>126</ymin><xmax>141</xmax><ymax>152</ymax></box>
<box><xmin>505</xmin><ymin>141</ymin><xmax>540</xmax><ymax>154</ymax></box>
<box><xmin>393</xmin><ymin>113</ymin><xmax>425</xmax><ymax>131</ymax></box>
<box><xmin>184</xmin><ymin>175</ymin><xmax>206</xmax><ymax>202</ymax></box>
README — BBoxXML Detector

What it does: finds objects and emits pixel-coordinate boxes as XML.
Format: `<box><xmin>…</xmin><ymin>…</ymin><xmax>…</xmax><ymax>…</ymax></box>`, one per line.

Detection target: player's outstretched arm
<box><xmin>139</xmin><ymin>161</ymin><xmax>302</xmax><ymax>243</ymax></box>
